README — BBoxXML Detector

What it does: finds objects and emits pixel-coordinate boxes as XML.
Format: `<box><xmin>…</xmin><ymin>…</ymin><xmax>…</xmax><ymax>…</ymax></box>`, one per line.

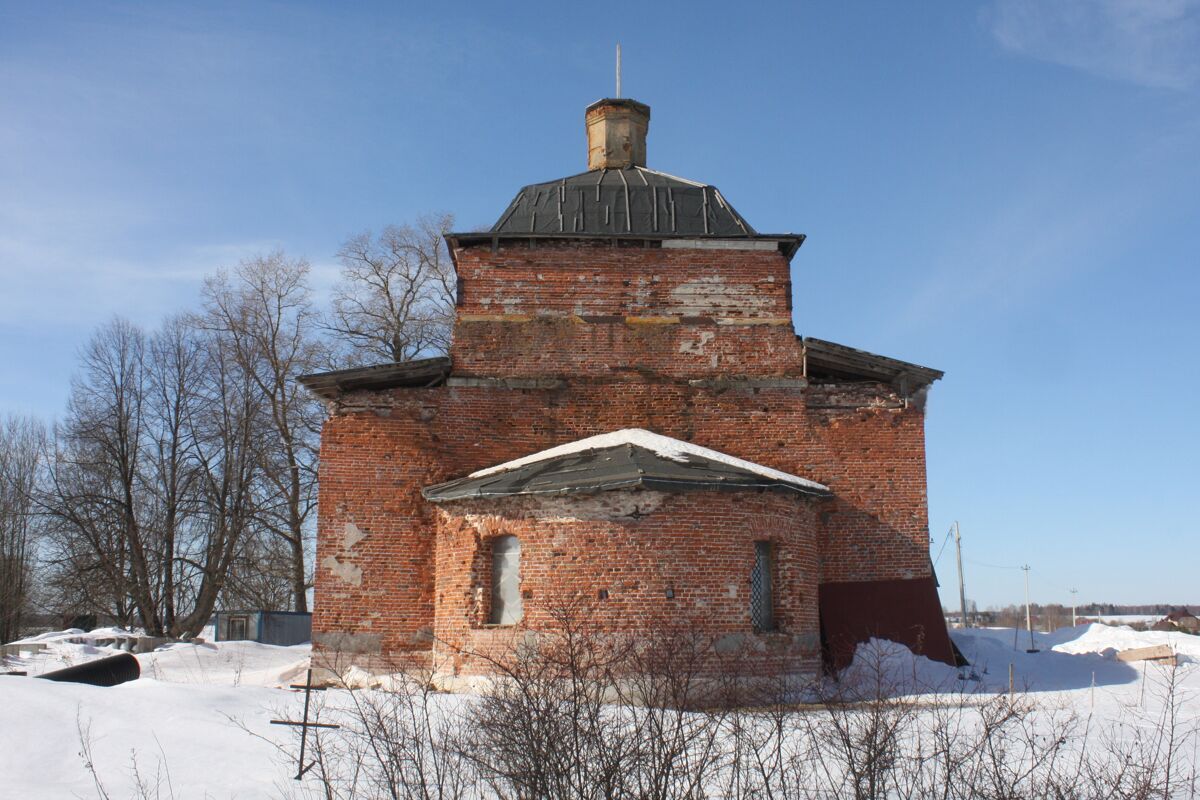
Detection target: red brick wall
<box><xmin>312</xmin><ymin>381</ymin><xmax>931</xmax><ymax>657</ymax></box>
<box><xmin>310</xmin><ymin>240</ymin><xmax>935</xmax><ymax>665</ymax></box>
<box><xmin>428</xmin><ymin>491</ymin><xmax>821</xmax><ymax>676</ymax></box>
<box><xmin>454</xmin><ymin>240</ymin><xmax>793</xmax><ymax>320</ymax></box>
<box><xmin>450</xmin><ymin>242</ymin><xmax>803</xmax><ymax>379</ymax></box>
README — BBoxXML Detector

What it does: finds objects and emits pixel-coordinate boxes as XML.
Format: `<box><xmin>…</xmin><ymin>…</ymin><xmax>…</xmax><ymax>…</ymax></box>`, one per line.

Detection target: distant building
<box><xmin>213</xmin><ymin>610</ymin><xmax>311</xmax><ymax>646</ymax></box>
<box><xmin>1152</xmin><ymin>609</ymin><xmax>1199</xmax><ymax>634</ymax></box>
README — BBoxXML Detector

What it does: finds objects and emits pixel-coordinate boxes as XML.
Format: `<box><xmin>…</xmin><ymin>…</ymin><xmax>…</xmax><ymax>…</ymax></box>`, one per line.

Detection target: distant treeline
<box><xmin>1075</xmin><ymin>603</ymin><xmax>1194</xmax><ymax>616</ymax></box>
<box><xmin>944</xmin><ymin>603</ymin><xmax>1195</xmax><ymax>632</ymax></box>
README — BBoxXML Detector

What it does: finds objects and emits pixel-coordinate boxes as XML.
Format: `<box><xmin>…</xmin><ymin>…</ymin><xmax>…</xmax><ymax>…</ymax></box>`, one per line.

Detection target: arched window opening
<box><xmin>490</xmin><ymin>535</ymin><xmax>523</xmax><ymax>625</ymax></box>
<box><xmin>751</xmin><ymin>540</ymin><xmax>775</xmax><ymax>632</ymax></box>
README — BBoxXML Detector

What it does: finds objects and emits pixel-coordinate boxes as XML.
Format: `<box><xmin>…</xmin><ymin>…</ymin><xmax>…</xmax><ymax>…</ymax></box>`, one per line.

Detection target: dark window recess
<box><xmin>490</xmin><ymin>536</ymin><xmax>523</xmax><ymax>625</ymax></box>
<box><xmin>751</xmin><ymin>542</ymin><xmax>776</xmax><ymax>632</ymax></box>
<box><xmin>228</xmin><ymin>615</ymin><xmax>249</xmax><ymax>641</ymax></box>
<box><xmin>597</xmin><ymin>588</ymin><xmax>609</xmax><ymax>600</ymax></box>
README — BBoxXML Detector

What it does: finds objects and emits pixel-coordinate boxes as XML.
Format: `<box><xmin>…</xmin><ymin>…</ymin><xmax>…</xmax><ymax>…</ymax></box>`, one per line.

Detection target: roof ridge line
<box><xmin>635</xmin><ymin>166</ymin><xmax>708</xmax><ymax>188</ymax></box>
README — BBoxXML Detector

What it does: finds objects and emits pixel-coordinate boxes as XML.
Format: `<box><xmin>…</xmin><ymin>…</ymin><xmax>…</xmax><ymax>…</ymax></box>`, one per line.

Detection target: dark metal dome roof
<box><xmin>490</xmin><ymin>166</ymin><xmax>756</xmax><ymax>237</ymax></box>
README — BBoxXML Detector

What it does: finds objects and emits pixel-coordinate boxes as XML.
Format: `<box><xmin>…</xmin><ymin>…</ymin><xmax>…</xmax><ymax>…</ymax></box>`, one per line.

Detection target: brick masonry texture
<box><xmin>431</xmin><ymin>491</ymin><xmax>821</xmax><ymax>677</ymax></box>
<box><xmin>311</xmin><ymin>240</ymin><xmax>944</xmax><ymax>674</ymax></box>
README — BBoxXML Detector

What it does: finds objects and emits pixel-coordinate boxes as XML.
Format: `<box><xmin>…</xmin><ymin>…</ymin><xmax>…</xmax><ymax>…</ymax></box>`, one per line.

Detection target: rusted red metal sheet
<box><xmin>819</xmin><ymin>577</ymin><xmax>960</xmax><ymax>672</ymax></box>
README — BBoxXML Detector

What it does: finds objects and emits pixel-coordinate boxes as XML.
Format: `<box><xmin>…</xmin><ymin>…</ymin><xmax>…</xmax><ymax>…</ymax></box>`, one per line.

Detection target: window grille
<box><xmin>490</xmin><ymin>535</ymin><xmax>523</xmax><ymax>625</ymax></box>
<box><xmin>751</xmin><ymin>541</ymin><xmax>775</xmax><ymax>632</ymax></box>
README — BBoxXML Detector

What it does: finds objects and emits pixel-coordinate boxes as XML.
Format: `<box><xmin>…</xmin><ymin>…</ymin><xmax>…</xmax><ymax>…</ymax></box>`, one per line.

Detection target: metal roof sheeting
<box><xmin>491</xmin><ymin>166</ymin><xmax>757</xmax><ymax>238</ymax></box>
<box><xmin>422</xmin><ymin>441</ymin><xmax>832</xmax><ymax>503</ymax></box>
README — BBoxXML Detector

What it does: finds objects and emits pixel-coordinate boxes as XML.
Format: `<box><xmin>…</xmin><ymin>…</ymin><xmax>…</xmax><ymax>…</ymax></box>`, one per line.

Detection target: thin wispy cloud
<box><xmin>898</xmin><ymin>116</ymin><xmax>1200</xmax><ymax>330</ymax></box>
<box><xmin>988</xmin><ymin>0</ymin><xmax>1200</xmax><ymax>90</ymax></box>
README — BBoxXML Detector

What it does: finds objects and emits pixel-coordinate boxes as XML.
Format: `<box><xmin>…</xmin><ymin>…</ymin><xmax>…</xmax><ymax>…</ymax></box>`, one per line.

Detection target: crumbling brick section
<box><xmin>450</xmin><ymin>241</ymin><xmax>803</xmax><ymax>379</ymax></box>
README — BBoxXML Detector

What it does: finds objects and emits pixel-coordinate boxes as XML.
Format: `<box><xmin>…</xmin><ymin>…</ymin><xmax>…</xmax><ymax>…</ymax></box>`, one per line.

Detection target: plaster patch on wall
<box><xmin>343</xmin><ymin>522</ymin><xmax>367</xmax><ymax>549</ymax></box>
<box><xmin>679</xmin><ymin>331</ymin><xmax>716</xmax><ymax>355</ymax></box>
<box><xmin>322</xmin><ymin>555</ymin><xmax>363</xmax><ymax>586</ymax></box>
<box><xmin>669</xmin><ymin>277</ymin><xmax>770</xmax><ymax>316</ymax></box>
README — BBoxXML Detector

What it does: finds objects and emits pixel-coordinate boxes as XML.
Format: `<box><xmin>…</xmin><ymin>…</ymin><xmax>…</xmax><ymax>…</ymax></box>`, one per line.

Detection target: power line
<box><xmin>932</xmin><ymin>527</ymin><xmax>953</xmax><ymax>566</ymax></box>
<box><xmin>965</xmin><ymin>557</ymin><xmax>1022</xmax><ymax>571</ymax></box>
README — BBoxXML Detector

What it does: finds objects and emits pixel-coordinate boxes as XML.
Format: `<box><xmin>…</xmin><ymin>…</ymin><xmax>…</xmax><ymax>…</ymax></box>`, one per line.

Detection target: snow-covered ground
<box><xmin>1092</xmin><ymin>613</ymin><xmax>1163</xmax><ymax>625</ymax></box>
<box><xmin>2</xmin><ymin>623</ymin><xmax>1199</xmax><ymax>798</ymax></box>
<box><xmin>1</xmin><ymin>630</ymin><xmax>312</xmax><ymax>797</ymax></box>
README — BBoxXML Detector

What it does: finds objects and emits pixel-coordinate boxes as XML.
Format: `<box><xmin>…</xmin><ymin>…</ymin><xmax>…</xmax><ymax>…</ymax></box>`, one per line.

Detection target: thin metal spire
<box><xmin>616</xmin><ymin>43</ymin><xmax>622</xmax><ymax>98</ymax></box>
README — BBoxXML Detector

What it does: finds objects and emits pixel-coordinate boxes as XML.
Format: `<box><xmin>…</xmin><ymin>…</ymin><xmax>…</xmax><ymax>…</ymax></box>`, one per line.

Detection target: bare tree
<box><xmin>328</xmin><ymin>213</ymin><xmax>456</xmax><ymax>365</ymax></box>
<box><xmin>43</xmin><ymin>319</ymin><xmax>158</xmax><ymax>630</ymax></box>
<box><xmin>167</xmin><ymin>321</ymin><xmax>264</xmax><ymax>635</ymax></box>
<box><xmin>40</xmin><ymin>313</ymin><xmax>282</xmax><ymax>637</ymax></box>
<box><xmin>0</xmin><ymin>415</ymin><xmax>45</xmax><ymax>643</ymax></box>
<box><xmin>200</xmin><ymin>252</ymin><xmax>324</xmax><ymax>612</ymax></box>
<box><xmin>142</xmin><ymin>316</ymin><xmax>206</xmax><ymax>633</ymax></box>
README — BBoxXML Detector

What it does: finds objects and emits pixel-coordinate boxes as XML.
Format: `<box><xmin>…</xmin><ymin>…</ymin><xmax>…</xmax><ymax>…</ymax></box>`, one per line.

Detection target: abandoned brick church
<box><xmin>300</xmin><ymin>97</ymin><xmax>957</xmax><ymax>682</ymax></box>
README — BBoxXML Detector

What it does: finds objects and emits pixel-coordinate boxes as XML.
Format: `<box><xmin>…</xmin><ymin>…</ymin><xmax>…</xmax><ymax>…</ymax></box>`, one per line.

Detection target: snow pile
<box><xmin>0</xmin><ymin>630</ymin><xmax>313</xmax><ymax>798</ymax></box>
<box><xmin>138</xmin><ymin>641</ymin><xmax>311</xmax><ymax>686</ymax></box>
<box><xmin>469</xmin><ymin>427</ymin><xmax>829</xmax><ymax>491</ymax></box>
<box><xmin>836</xmin><ymin>638</ymin><xmax>965</xmax><ymax>697</ymax></box>
<box><xmin>4</xmin><ymin>626</ymin><xmax>310</xmax><ymax>686</ymax></box>
<box><xmin>1092</xmin><ymin>614</ymin><xmax>1160</xmax><ymax>625</ymax></box>
<box><xmin>1049</xmin><ymin>622</ymin><xmax>1200</xmax><ymax>662</ymax></box>
<box><xmin>0</xmin><ymin>670</ymin><xmax>301</xmax><ymax>797</ymax></box>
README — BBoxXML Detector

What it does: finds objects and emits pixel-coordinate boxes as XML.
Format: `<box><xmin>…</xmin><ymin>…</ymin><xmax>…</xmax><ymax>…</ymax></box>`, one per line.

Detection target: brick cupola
<box><xmin>586</xmin><ymin>98</ymin><xmax>650</xmax><ymax>170</ymax></box>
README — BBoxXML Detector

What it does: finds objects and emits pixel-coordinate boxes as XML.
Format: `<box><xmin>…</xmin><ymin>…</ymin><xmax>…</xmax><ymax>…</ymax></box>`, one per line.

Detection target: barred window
<box><xmin>751</xmin><ymin>541</ymin><xmax>775</xmax><ymax>632</ymax></box>
<box><xmin>490</xmin><ymin>535</ymin><xmax>523</xmax><ymax>625</ymax></box>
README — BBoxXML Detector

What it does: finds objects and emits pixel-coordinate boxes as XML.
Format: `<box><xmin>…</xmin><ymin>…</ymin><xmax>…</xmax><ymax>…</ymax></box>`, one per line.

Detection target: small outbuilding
<box><xmin>1151</xmin><ymin>609</ymin><xmax>1199</xmax><ymax>634</ymax></box>
<box><xmin>213</xmin><ymin>610</ymin><xmax>312</xmax><ymax>646</ymax></box>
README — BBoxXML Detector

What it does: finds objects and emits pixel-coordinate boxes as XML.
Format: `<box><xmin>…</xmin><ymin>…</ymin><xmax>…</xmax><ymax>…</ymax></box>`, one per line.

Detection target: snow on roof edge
<box><xmin>468</xmin><ymin>428</ymin><xmax>829</xmax><ymax>492</ymax></box>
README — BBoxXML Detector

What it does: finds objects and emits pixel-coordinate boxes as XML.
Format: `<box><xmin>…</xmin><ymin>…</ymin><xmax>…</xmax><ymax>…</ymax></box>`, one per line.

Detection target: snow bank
<box><xmin>0</xmin><ymin>673</ymin><xmax>301</xmax><ymax>798</ymax></box>
<box><xmin>3</xmin><ymin>626</ymin><xmax>310</xmax><ymax>686</ymax></box>
<box><xmin>0</xmin><ymin>631</ymin><xmax>314</xmax><ymax>797</ymax></box>
<box><xmin>836</xmin><ymin>638</ymin><xmax>965</xmax><ymax>697</ymax></box>
<box><xmin>1050</xmin><ymin>623</ymin><xmax>1200</xmax><ymax>662</ymax></box>
<box><xmin>4</xmin><ymin>626</ymin><xmax>1198</xmax><ymax>798</ymax></box>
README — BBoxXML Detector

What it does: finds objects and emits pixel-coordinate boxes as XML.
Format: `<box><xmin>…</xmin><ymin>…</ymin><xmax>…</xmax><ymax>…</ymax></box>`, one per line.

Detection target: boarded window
<box><xmin>490</xmin><ymin>535</ymin><xmax>523</xmax><ymax>625</ymax></box>
<box><xmin>750</xmin><ymin>541</ymin><xmax>775</xmax><ymax>632</ymax></box>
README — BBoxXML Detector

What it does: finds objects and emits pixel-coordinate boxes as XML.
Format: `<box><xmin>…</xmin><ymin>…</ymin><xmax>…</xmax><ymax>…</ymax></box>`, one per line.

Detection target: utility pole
<box><xmin>954</xmin><ymin>521</ymin><xmax>968</xmax><ymax>628</ymax></box>
<box><xmin>1070</xmin><ymin>587</ymin><xmax>1079</xmax><ymax>627</ymax></box>
<box><xmin>1022</xmin><ymin>565</ymin><xmax>1038</xmax><ymax>652</ymax></box>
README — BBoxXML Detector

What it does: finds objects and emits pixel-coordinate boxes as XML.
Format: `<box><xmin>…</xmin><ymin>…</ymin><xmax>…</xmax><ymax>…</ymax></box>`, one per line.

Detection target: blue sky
<box><xmin>2</xmin><ymin>1</ymin><xmax>1198</xmax><ymax>609</ymax></box>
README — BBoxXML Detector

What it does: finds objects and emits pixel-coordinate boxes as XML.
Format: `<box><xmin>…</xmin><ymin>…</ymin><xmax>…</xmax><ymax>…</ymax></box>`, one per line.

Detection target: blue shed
<box><xmin>213</xmin><ymin>610</ymin><xmax>311</xmax><ymax>646</ymax></box>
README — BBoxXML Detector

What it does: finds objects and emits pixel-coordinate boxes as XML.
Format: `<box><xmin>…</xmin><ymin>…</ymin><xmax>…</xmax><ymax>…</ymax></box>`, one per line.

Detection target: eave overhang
<box><xmin>296</xmin><ymin>356</ymin><xmax>451</xmax><ymax>400</ymax></box>
<box><xmin>445</xmin><ymin>231</ymin><xmax>806</xmax><ymax>266</ymax></box>
<box><xmin>801</xmin><ymin>337</ymin><xmax>943</xmax><ymax>393</ymax></box>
